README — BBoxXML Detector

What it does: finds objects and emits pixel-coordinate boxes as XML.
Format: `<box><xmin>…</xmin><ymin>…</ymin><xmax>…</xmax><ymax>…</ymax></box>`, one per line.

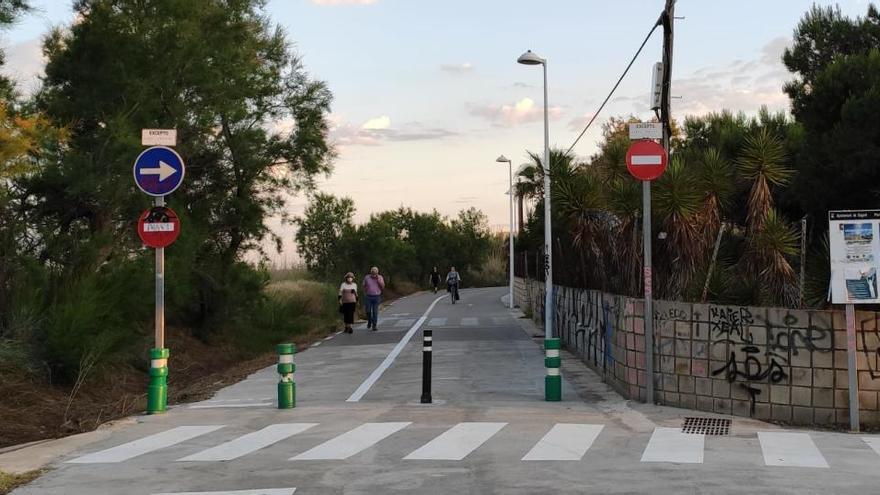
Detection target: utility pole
<box><xmin>645</xmin><ymin>0</ymin><xmax>675</xmax><ymax>406</ymax></box>
<box><xmin>660</xmin><ymin>0</ymin><xmax>675</xmax><ymax>149</ymax></box>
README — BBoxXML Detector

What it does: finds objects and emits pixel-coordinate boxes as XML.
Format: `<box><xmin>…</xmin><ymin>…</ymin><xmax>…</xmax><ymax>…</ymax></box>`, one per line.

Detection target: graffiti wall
<box><xmin>515</xmin><ymin>278</ymin><xmax>880</xmax><ymax>426</ymax></box>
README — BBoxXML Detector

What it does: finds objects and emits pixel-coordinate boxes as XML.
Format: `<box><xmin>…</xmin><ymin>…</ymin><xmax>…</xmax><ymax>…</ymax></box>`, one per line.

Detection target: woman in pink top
<box><xmin>338</xmin><ymin>272</ymin><xmax>358</xmax><ymax>334</ymax></box>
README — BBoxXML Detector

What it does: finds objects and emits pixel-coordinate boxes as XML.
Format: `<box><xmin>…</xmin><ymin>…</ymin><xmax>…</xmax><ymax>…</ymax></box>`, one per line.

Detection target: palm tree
<box><xmin>735</xmin><ymin>128</ymin><xmax>798</xmax><ymax>305</ymax></box>
<box><xmin>653</xmin><ymin>155</ymin><xmax>704</xmax><ymax>298</ymax></box>
<box><xmin>735</xmin><ymin>128</ymin><xmax>793</xmax><ymax>234</ymax></box>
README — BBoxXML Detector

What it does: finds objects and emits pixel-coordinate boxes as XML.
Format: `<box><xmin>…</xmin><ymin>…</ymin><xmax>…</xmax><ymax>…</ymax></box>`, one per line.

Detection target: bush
<box><xmin>232</xmin><ymin>278</ymin><xmax>337</xmax><ymax>356</ymax></box>
<box><xmin>41</xmin><ymin>262</ymin><xmax>151</xmax><ymax>384</ymax></box>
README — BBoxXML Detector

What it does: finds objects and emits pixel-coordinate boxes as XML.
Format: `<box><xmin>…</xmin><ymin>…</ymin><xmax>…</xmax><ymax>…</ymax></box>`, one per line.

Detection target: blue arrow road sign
<box><xmin>133</xmin><ymin>146</ymin><xmax>185</xmax><ymax>196</ymax></box>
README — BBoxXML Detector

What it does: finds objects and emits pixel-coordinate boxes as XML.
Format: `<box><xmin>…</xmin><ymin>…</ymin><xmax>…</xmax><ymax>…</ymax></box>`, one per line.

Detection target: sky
<box><xmin>0</xmin><ymin>0</ymin><xmax>874</xmax><ymax>265</ymax></box>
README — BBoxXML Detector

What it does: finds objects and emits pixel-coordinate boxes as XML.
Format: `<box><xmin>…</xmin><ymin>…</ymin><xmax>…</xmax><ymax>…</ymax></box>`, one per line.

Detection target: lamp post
<box><xmin>496</xmin><ymin>155</ymin><xmax>515</xmax><ymax>310</ymax></box>
<box><xmin>518</xmin><ymin>49</ymin><xmax>560</xmax><ymax>401</ymax></box>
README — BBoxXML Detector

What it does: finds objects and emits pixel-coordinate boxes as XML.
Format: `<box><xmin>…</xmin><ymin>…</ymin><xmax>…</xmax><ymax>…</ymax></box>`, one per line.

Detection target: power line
<box><xmin>565</xmin><ymin>17</ymin><xmax>663</xmax><ymax>155</ymax></box>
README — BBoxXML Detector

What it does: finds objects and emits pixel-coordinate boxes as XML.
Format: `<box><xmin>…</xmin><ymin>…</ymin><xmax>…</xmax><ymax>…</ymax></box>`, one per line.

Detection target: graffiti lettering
<box><xmin>709</xmin><ymin>306</ymin><xmax>755</xmax><ymax>343</ymax></box>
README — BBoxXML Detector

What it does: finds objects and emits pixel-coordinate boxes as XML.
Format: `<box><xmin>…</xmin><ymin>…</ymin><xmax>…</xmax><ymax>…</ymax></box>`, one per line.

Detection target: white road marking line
<box><xmin>395</xmin><ymin>318</ymin><xmax>417</xmax><ymax>328</ymax></box>
<box><xmin>758</xmin><ymin>432</ymin><xmax>829</xmax><ymax>468</ymax></box>
<box><xmin>179</xmin><ymin>424</ymin><xmax>318</xmax><ymax>462</ymax></box>
<box><xmin>428</xmin><ymin>317</ymin><xmax>447</xmax><ymax>326</ymax></box>
<box><xmin>405</xmin><ymin>422</ymin><xmax>507</xmax><ymax>461</ymax></box>
<box><xmin>189</xmin><ymin>403</ymin><xmax>273</xmax><ymax>409</ymax></box>
<box><xmin>522</xmin><ymin>424</ymin><xmax>604</xmax><ymax>461</ymax></box>
<box><xmin>311</xmin><ymin>341</ymin><xmax>322</xmax><ymax>347</ymax></box>
<box><xmin>152</xmin><ymin>489</ymin><xmax>296</xmax><ymax>495</ymax></box>
<box><xmin>491</xmin><ymin>316</ymin><xmax>507</xmax><ymax>325</ymax></box>
<box><xmin>346</xmin><ymin>296</ymin><xmax>446</xmax><ymax>402</ymax></box>
<box><xmin>68</xmin><ymin>426</ymin><xmax>225</xmax><ymax>464</ymax></box>
<box><xmin>461</xmin><ymin>317</ymin><xmax>479</xmax><ymax>326</ymax></box>
<box><xmin>863</xmin><ymin>436</ymin><xmax>880</xmax><ymax>457</ymax></box>
<box><xmin>640</xmin><ymin>427</ymin><xmax>704</xmax><ymax>464</ymax></box>
<box><xmin>291</xmin><ymin>422</ymin><xmax>411</xmax><ymax>460</ymax></box>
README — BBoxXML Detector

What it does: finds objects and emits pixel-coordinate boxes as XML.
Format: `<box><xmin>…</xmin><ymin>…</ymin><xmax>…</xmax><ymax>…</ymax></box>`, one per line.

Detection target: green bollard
<box><xmin>277</xmin><ymin>343</ymin><xmax>296</xmax><ymax>409</ymax></box>
<box><xmin>147</xmin><ymin>348</ymin><xmax>170</xmax><ymax>414</ymax></box>
<box><xmin>544</xmin><ymin>338</ymin><xmax>562</xmax><ymax>401</ymax></box>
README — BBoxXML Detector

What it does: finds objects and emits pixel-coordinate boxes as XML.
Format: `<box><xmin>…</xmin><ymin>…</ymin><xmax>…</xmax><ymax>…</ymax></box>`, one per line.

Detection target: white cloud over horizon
<box><xmin>468</xmin><ymin>97</ymin><xmax>564</xmax><ymax>128</ymax></box>
<box><xmin>440</xmin><ymin>62</ymin><xmax>474</xmax><ymax>73</ymax></box>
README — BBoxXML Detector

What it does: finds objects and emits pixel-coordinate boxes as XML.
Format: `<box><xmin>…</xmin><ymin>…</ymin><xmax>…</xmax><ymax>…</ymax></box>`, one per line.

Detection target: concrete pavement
<box><xmin>9</xmin><ymin>287</ymin><xmax>880</xmax><ymax>494</ymax></box>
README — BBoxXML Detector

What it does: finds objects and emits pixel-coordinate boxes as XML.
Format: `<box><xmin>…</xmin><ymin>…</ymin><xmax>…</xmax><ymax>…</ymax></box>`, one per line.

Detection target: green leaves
<box><xmin>295</xmin><ymin>197</ymin><xmax>493</xmax><ymax>287</ymax></box>
<box><xmin>735</xmin><ymin>128</ymin><xmax>792</xmax><ymax>186</ymax></box>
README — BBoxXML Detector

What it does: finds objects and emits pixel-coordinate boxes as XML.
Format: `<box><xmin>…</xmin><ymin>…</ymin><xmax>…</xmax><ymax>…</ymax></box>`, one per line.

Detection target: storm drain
<box><xmin>681</xmin><ymin>417</ymin><xmax>731</xmax><ymax>435</ymax></box>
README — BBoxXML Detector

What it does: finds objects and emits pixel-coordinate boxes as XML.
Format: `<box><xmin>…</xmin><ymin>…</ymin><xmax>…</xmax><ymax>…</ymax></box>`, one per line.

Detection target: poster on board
<box><xmin>829</xmin><ymin>210</ymin><xmax>880</xmax><ymax>304</ymax></box>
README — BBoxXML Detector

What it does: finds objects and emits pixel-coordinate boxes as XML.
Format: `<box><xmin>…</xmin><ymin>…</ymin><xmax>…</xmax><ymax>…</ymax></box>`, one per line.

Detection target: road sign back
<box><xmin>133</xmin><ymin>146</ymin><xmax>185</xmax><ymax>197</ymax></box>
<box><xmin>138</xmin><ymin>206</ymin><xmax>181</xmax><ymax>248</ymax></box>
<box><xmin>626</xmin><ymin>140</ymin><xmax>668</xmax><ymax>181</ymax></box>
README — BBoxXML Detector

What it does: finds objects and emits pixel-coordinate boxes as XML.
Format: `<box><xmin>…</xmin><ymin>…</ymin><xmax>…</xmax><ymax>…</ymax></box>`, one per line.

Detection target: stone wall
<box><xmin>514</xmin><ymin>277</ymin><xmax>880</xmax><ymax>427</ymax></box>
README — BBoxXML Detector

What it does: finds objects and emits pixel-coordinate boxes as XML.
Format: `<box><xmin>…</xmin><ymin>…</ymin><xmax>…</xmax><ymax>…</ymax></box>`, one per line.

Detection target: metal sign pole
<box><xmin>643</xmin><ymin>181</ymin><xmax>654</xmax><ymax>404</ymax></box>
<box><xmin>147</xmin><ymin>195</ymin><xmax>169</xmax><ymax>414</ymax></box>
<box><xmin>845</xmin><ymin>303</ymin><xmax>860</xmax><ymax>431</ymax></box>
<box><xmin>155</xmin><ymin>195</ymin><xmax>165</xmax><ymax>349</ymax></box>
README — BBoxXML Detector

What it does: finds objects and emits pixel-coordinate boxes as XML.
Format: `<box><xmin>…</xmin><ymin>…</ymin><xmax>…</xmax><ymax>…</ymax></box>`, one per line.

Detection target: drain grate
<box><xmin>681</xmin><ymin>417</ymin><xmax>731</xmax><ymax>435</ymax></box>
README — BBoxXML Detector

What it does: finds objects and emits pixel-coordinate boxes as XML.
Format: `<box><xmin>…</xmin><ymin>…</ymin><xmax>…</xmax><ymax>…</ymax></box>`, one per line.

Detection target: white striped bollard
<box><xmin>277</xmin><ymin>343</ymin><xmax>296</xmax><ymax>409</ymax></box>
<box><xmin>545</xmin><ymin>338</ymin><xmax>561</xmax><ymax>401</ymax></box>
<box><xmin>421</xmin><ymin>329</ymin><xmax>432</xmax><ymax>404</ymax></box>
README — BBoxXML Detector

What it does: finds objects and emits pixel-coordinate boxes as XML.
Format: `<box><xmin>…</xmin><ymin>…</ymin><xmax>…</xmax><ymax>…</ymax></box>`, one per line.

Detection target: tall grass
<box><xmin>468</xmin><ymin>248</ymin><xmax>508</xmax><ymax>288</ymax></box>
<box><xmin>232</xmin><ymin>275</ymin><xmax>338</xmax><ymax>355</ymax></box>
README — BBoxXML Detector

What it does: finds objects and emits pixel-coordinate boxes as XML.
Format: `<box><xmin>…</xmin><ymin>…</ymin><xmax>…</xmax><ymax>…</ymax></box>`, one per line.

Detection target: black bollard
<box><xmin>420</xmin><ymin>329</ymin><xmax>432</xmax><ymax>404</ymax></box>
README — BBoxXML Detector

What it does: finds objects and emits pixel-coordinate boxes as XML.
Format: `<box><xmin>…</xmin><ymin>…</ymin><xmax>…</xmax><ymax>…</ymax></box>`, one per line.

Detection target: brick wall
<box><xmin>514</xmin><ymin>277</ymin><xmax>880</xmax><ymax>427</ymax></box>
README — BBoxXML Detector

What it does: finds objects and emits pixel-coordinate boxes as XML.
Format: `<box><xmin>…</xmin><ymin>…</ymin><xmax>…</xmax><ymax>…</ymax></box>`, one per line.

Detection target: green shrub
<box><xmin>41</xmin><ymin>262</ymin><xmax>151</xmax><ymax>384</ymax></box>
<box><xmin>230</xmin><ymin>279</ymin><xmax>337</xmax><ymax>356</ymax></box>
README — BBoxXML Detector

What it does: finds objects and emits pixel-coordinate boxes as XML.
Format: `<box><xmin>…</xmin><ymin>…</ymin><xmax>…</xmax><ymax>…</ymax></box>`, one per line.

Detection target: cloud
<box><xmin>440</xmin><ymin>62</ymin><xmax>475</xmax><ymax>73</ymax></box>
<box><xmin>309</xmin><ymin>0</ymin><xmax>378</xmax><ymax>5</ymax></box>
<box><xmin>362</xmin><ymin>115</ymin><xmax>391</xmax><ymax>130</ymax></box>
<box><xmin>608</xmin><ymin>37</ymin><xmax>794</xmax><ymax>119</ymax></box>
<box><xmin>329</xmin><ymin>115</ymin><xmax>456</xmax><ymax>147</ymax></box>
<box><xmin>468</xmin><ymin>97</ymin><xmax>563</xmax><ymax>127</ymax></box>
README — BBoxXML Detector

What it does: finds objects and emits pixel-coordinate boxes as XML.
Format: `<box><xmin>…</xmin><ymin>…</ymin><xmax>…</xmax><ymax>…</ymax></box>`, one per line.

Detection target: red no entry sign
<box><xmin>137</xmin><ymin>206</ymin><xmax>180</xmax><ymax>248</ymax></box>
<box><xmin>626</xmin><ymin>140</ymin><xmax>668</xmax><ymax>181</ymax></box>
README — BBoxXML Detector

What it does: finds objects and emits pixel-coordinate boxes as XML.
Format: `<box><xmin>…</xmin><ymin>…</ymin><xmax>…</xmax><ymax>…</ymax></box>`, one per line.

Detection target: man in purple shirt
<box><xmin>362</xmin><ymin>266</ymin><xmax>385</xmax><ymax>331</ymax></box>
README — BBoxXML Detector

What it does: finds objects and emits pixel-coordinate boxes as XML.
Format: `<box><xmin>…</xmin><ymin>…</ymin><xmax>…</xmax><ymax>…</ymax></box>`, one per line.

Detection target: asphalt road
<box><xmin>11</xmin><ymin>287</ymin><xmax>880</xmax><ymax>495</ymax></box>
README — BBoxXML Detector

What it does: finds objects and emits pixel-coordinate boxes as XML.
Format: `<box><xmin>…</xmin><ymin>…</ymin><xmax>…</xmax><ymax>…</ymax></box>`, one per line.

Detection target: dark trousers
<box><xmin>341</xmin><ymin>302</ymin><xmax>356</xmax><ymax>325</ymax></box>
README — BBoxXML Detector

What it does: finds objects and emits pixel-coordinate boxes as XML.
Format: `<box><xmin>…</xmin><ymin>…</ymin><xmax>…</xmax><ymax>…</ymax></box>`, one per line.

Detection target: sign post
<box><xmin>626</xmin><ymin>133</ymin><xmax>668</xmax><ymax>405</ymax></box>
<box><xmin>828</xmin><ymin>209</ymin><xmax>880</xmax><ymax>431</ymax></box>
<box><xmin>134</xmin><ymin>139</ymin><xmax>184</xmax><ymax>414</ymax></box>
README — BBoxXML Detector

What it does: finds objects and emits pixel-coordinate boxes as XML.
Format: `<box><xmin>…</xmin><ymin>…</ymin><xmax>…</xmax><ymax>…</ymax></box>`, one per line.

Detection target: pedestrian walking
<box><xmin>446</xmin><ymin>266</ymin><xmax>461</xmax><ymax>303</ymax></box>
<box><xmin>362</xmin><ymin>266</ymin><xmax>385</xmax><ymax>331</ymax></box>
<box><xmin>338</xmin><ymin>272</ymin><xmax>358</xmax><ymax>334</ymax></box>
<box><xmin>429</xmin><ymin>267</ymin><xmax>441</xmax><ymax>293</ymax></box>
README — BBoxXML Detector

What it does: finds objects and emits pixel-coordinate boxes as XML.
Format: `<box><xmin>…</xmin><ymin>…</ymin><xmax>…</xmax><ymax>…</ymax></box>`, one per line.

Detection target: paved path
<box><xmin>11</xmin><ymin>288</ymin><xmax>880</xmax><ymax>494</ymax></box>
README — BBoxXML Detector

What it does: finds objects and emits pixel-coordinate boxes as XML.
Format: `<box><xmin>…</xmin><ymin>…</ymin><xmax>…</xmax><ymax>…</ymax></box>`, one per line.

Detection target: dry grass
<box><xmin>265</xmin><ymin>279</ymin><xmax>331</xmax><ymax>315</ymax></box>
<box><xmin>0</xmin><ymin>469</ymin><xmax>41</xmax><ymax>494</ymax></box>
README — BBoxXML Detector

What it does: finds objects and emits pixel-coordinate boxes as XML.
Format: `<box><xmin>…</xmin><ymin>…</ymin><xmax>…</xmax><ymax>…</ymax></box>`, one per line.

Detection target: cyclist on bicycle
<box><xmin>446</xmin><ymin>266</ymin><xmax>461</xmax><ymax>303</ymax></box>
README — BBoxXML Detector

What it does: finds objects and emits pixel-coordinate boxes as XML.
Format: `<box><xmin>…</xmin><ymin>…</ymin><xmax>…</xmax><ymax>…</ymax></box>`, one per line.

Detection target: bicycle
<box><xmin>448</xmin><ymin>282</ymin><xmax>459</xmax><ymax>304</ymax></box>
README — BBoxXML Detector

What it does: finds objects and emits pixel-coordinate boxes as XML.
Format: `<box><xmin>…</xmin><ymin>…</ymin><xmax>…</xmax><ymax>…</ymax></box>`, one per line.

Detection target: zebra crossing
<box><xmin>67</xmin><ymin>421</ymin><xmax>880</xmax><ymax>468</ymax></box>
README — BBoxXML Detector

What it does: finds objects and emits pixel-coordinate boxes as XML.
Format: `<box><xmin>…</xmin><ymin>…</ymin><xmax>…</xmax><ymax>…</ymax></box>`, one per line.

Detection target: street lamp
<box><xmin>518</xmin><ymin>49</ymin><xmax>560</xmax><ymax>402</ymax></box>
<box><xmin>496</xmin><ymin>154</ymin><xmax>515</xmax><ymax>310</ymax></box>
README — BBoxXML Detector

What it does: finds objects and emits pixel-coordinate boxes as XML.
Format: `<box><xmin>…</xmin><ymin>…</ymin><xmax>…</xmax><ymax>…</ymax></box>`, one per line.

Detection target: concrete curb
<box><xmin>0</xmin><ymin>417</ymin><xmax>138</xmax><ymax>474</ymax></box>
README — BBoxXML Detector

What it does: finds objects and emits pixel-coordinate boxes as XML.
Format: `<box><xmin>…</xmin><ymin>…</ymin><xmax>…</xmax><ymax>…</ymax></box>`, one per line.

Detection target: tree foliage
<box><xmin>1</xmin><ymin>0</ymin><xmax>335</xmax><ymax>381</ymax></box>
<box><xmin>294</xmin><ymin>198</ymin><xmax>494</xmax><ymax>287</ymax></box>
